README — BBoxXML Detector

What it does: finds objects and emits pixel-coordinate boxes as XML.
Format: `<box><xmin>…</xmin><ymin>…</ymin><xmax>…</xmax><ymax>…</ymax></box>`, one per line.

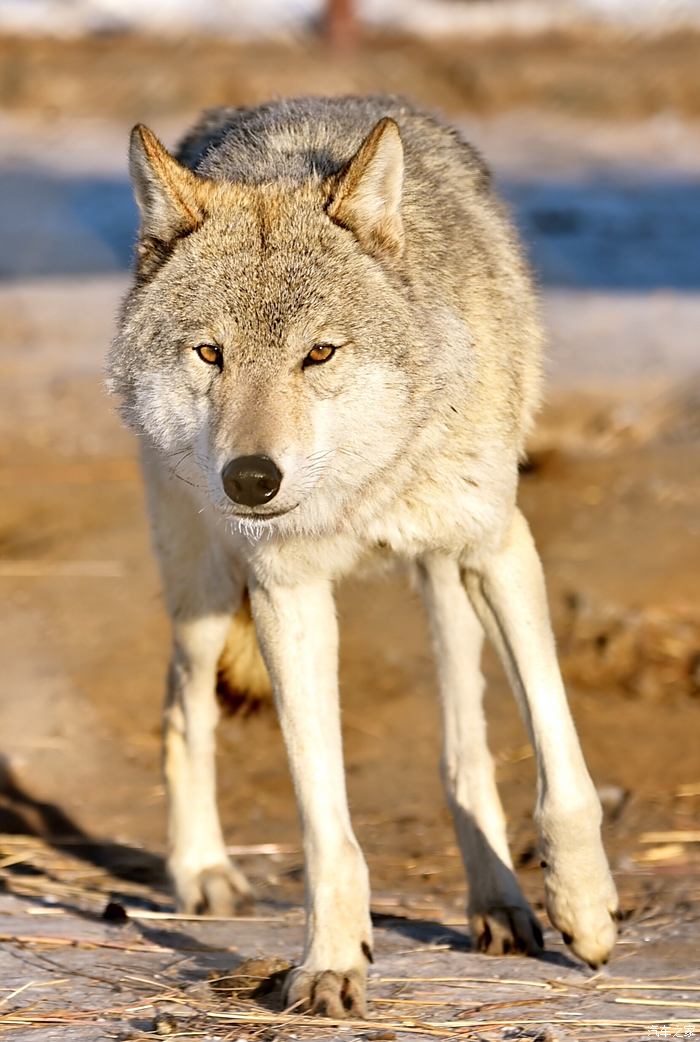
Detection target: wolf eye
<box><xmin>303</xmin><ymin>344</ymin><xmax>336</xmax><ymax>368</ymax></box>
<box><xmin>194</xmin><ymin>343</ymin><xmax>222</xmax><ymax>368</ymax></box>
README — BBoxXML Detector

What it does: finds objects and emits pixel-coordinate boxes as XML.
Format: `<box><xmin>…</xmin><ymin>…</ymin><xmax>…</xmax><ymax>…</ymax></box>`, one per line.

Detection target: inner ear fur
<box><xmin>129</xmin><ymin>124</ymin><xmax>212</xmax><ymax>245</ymax></box>
<box><xmin>326</xmin><ymin>117</ymin><xmax>405</xmax><ymax>260</ymax></box>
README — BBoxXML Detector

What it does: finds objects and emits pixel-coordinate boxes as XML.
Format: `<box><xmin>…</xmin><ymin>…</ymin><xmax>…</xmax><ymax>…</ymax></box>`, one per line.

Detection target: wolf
<box><xmin>108</xmin><ymin>95</ymin><xmax>618</xmax><ymax>1018</ymax></box>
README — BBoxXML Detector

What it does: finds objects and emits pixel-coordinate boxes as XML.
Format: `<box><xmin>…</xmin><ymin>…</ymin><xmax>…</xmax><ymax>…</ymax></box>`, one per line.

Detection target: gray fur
<box><xmin>107</xmin><ymin>96</ymin><xmax>616</xmax><ymax>1018</ymax></box>
<box><xmin>109</xmin><ymin>95</ymin><xmax>542</xmax><ymax>559</ymax></box>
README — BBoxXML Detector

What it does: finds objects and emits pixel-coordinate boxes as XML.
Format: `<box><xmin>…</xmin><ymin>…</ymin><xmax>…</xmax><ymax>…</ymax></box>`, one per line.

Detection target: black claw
<box><xmin>562</xmin><ymin>931</ymin><xmax>573</xmax><ymax>945</ymax></box>
<box><xmin>102</xmin><ymin>900</ymin><xmax>128</xmax><ymax>924</ymax></box>
<box><xmin>361</xmin><ymin>941</ymin><xmax>374</xmax><ymax>964</ymax></box>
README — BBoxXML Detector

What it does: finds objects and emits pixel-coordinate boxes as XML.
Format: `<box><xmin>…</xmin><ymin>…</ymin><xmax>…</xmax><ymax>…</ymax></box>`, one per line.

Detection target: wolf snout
<box><xmin>222</xmin><ymin>455</ymin><xmax>283</xmax><ymax>508</ymax></box>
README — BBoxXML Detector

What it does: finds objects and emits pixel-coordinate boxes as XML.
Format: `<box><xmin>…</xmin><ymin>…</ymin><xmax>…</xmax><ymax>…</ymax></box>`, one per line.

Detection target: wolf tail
<box><xmin>216</xmin><ymin>590</ymin><xmax>272</xmax><ymax>715</ymax></box>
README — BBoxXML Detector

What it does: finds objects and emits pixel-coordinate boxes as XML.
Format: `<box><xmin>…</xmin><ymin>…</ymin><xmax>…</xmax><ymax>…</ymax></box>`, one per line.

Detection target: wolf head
<box><xmin>109</xmin><ymin>118</ymin><xmax>439</xmax><ymax>539</ymax></box>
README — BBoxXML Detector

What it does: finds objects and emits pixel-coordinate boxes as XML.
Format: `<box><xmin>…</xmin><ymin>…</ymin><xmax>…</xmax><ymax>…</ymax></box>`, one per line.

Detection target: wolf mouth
<box><xmin>228</xmin><ymin>504</ymin><xmax>299</xmax><ymax>521</ymax></box>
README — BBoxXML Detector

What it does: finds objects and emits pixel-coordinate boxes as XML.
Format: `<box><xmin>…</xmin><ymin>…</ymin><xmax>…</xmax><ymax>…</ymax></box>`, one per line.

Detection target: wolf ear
<box><xmin>129</xmin><ymin>124</ymin><xmax>208</xmax><ymax>243</ymax></box>
<box><xmin>326</xmin><ymin>117</ymin><xmax>404</xmax><ymax>260</ymax></box>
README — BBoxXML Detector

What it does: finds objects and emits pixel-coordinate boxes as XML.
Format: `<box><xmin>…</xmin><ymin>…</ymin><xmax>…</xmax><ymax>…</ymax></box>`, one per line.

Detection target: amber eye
<box><xmin>303</xmin><ymin>344</ymin><xmax>336</xmax><ymax>368</ymax></box>
<box><xmin>194</xmin><ymin>343</ymin><xmax>222</xmax><ymax>368</ymax></box>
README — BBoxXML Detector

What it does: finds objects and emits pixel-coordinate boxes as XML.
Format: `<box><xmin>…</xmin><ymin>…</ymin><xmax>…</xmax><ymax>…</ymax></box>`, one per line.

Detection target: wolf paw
<box><xmin>284</xmin><ymin>967</ymin><xmax>367</xmax><ymax>1019</ymax></box>
<box><xmin>544</xmin><ymin>865</ymin><xmax>618</xmax><ymax>968</ymax></box>
<box><xmin>471</xmin><ymin>901</ymin><xmax>544</xmax><ymax>956</ymax></box>
<box><xmin>172</xmin><ymin>860</ymin><xmax>253</xmax><ymax>916</ymax></box>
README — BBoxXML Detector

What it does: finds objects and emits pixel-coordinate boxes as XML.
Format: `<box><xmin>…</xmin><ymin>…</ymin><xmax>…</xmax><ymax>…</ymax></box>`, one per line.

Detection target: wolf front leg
<box><xmin>249</xmin><ymin>577</ymin><xmax>372</xmax><ymax>1018</ymax></box>
<box><xmin>462</xmin><ymin>509</ymin><xmax>618</xmax><ymax>968</ymax></box>
<box><xmin>419</xmin><ymin>554</ymin><xmax>543</xmax><ymax>956</ymax></box>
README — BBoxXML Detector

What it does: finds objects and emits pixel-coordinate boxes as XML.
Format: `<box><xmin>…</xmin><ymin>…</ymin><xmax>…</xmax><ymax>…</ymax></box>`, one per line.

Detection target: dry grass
<box><xmin>1</xmin><ymin>833</ymin><xmax>699</xmax><ymax>1039</ymax></box>
<box><xmin>1</xmin><ymin>29</ymin><xmax>699</xmax><ymax>124</ymax></box>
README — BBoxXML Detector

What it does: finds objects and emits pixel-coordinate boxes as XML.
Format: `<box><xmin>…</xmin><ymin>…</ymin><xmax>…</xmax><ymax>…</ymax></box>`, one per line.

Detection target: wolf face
<box><xmin>109</xmin><ymin>120</ymin><xmax>439</xmax><ymax>539</ymax></box>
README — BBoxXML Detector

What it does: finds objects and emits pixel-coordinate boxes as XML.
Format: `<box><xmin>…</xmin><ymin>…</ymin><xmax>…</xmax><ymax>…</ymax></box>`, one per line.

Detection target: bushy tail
<box><xmin>216</xmin><ymin>591</ymin><xmax>272</xmax><ymax>715</ymax></box>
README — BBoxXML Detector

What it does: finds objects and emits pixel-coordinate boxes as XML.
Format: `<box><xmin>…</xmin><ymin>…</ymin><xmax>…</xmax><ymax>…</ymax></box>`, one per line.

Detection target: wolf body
<box><xmin>108</xmin><ymin>96</ymin><xmax>618</xmax><ymax>1018</ymax></box>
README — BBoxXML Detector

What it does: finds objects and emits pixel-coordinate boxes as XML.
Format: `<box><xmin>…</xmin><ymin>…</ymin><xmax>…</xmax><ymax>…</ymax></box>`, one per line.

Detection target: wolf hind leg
<box><xmin>142</xmin><ymin>447</ymin><xmax>252</xmax><ymax>915</ymax></box>
<box><xmin>462</xmin><ymin>509</ymin><xmax>618</xmax><ymax>968</ymax></box>
<box><xmin>164</xmin><ymin>613</ymin><xmax>252</xmax><ymax>915</ymax></box>
<box><xmin>419</xmin><ymin>554</ymin><xmax>542</xmax><ymax>956</ymax></box>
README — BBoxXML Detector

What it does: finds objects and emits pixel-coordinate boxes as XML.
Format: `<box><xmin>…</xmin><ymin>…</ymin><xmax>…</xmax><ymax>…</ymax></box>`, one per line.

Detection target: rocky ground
<box><xmin>0</xmin><ymin>44</ymin><xmax>698</xmax><ymax>1040</ymax></box>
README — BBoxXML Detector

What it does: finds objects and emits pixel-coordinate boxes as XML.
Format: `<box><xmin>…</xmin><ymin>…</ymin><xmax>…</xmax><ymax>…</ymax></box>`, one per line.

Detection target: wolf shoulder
<box><xmin>176</xmin><ymin>94</ymin><xmax>492</xmax><ymax>200</ymax></box>
<box><xmin>174</xmin><ymin>94</ymin><xmax>518</xmax><ymax>301</ymax></box>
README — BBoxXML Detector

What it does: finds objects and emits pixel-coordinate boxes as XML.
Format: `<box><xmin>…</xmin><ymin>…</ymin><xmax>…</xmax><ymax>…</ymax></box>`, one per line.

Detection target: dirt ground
<box><xmin>0</xmin><ymin>33</ymin><xmax>699</xmax><ymax>1040</ymax></box>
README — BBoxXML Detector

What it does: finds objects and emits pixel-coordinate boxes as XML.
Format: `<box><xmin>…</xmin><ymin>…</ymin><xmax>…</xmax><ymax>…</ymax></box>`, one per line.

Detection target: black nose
<box><xmin>221</xmin><ymin>455</ymin><xmax>282</xmax><ymax>507</ymax></box>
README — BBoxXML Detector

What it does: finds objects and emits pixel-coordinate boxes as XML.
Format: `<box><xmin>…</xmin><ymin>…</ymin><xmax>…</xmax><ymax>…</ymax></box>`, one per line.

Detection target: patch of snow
<box><xmin>2</xmin><ymin>0</ymin><xmax>700</xmax><ymax>38</ymax></box>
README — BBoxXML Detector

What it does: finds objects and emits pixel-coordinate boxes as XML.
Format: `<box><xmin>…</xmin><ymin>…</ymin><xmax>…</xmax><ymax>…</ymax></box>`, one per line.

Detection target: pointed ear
<box><xmin>129</xmin><ymin>124</ymin><xmax>208</xmax><ymax>243</ymax></box>
<box><xmin>326</xmin><ymin>117</ymin><xmax>404</xmax><ymax>260</ymax></box>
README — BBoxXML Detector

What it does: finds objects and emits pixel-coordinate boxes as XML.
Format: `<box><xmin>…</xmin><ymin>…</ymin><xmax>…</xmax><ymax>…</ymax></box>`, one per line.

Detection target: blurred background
<box><xmin>0</xmin><ymin>0</ymin><xmax>699</xmax><ymax>1022</ymax></box>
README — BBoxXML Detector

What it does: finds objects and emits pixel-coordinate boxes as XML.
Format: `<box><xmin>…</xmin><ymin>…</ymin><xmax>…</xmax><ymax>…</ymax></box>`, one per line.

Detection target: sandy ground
<box><xmin>0</xmin><ymin>101</ymin><xmax>699</xmax><ymax>1040</ymax></box>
